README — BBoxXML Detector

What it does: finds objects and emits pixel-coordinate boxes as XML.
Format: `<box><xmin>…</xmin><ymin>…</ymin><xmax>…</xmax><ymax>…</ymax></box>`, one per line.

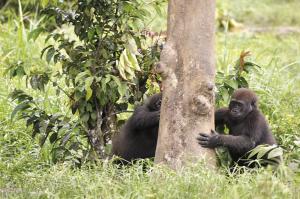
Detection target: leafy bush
<box><xmin>216</xmin><ymin>51</ymin><xmax>260</xmax><ymax>106</ymax></box>
<box><xmin>7</xmin><ymin>0</ymin><xmax>166</xmax><ymax>164</ymax></box>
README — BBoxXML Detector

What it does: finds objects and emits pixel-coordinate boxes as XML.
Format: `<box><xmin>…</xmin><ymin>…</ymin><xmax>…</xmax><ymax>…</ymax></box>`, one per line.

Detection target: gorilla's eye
<box><xmin>229</xmin><ymin>101</ymin><xmax>243</xmax><ymax>110</ymax></box>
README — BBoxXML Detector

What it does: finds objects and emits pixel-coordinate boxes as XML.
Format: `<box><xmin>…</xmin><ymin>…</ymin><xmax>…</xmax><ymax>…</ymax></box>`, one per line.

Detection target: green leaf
<box><xmin>248</xmin><ymin>145</ymin><xmax>262</xmax><ymax>159</ymax></box>
<box><xmin>101</xmin><ymin>76</ymin><xmax>111</xmax><ymax>93</ymax></box>
<box><xmin>28</xmin><ymin>27</ymin><xmax>44</xmax><ymax>41</ymax></box>
<box><xmin>256</xmin><ymin>145</ymin><xmax>274</xmax><ymax>159</ymax></box>
<box><xmin>123</xmin><ymin>51</ymin><xmax>136</xmax><ymax>79</ymax></box>
<box><xmin>225</xmin><ymin>79</ymin><xmax>238</xmax><ymax>89</ymax></box>
<box><xmin>294</xmin><ymin>139</ymin><xmax>300</xmax><ymax>147</ymax></box>
<box><xmin>221</xmin><ymin>88</ymin><xmax>229</xmax><ymax>102</ymax></box>
<box><xmin>117</xmin><ymin>54</ymin><xmax>128</xmax><ymax>80</ymax></box>
<box><xmin>88</xmin><ymin>28</ymin><xmax>95</xmax><ymax>41</ymax></box>
<box><xmin>50</xmin><ymin>133</ymin><xmax>58</xmax><ymax>144</ymax></box>
<box><xmin>81</xmin><ymin>113</ymin><xmax>90</xmax><ymax>123</ymax></box>
<box><xmin>85</xmin><ymin>87</ymin><xmax>93</xmax><ymax>101</ymax></box>
<box><xmin>154</xmin><ymin>4</ymin><xmax>163</xmax><ymax>17</ymax></box>
<box><xmin>46</xmin><ymin>47</ymin><xmax>55</xmax><ymax>63</ymax></box>
<box><xmin>100</xmin><ymin>49</ymin><xmax>109</xmax><ymax>59</ymax></box>
<box><xmin>39</xmin><ymin>134</ymin><xmax>48</xmax><ymax>147</ymax></box>
<box><xmin>39</xmin><ymin>120</ymin><xmax>50</xmax><ymax>135</ymax></box>
<box><xmin>41</xmin><ymin>45</ymin><xmax>53</xmax><ymax>59</ymax></box>
<box><xmin>75</xmin><ymin>71</ymin><xmax>90</xmax><ymax>84</ymax></box>
<box><xmin>111</xmin><ymin>76</ymin><xmax>121</xmax><ymax>87</ymax></box>
<box><xmin>11</xmin><ymin>102</ymin><xmax>31</xmax><ymax>120</ymax></box>
<box><xmin>86</xmin><ymin>103</ymin><xmax>93</xmax><ymax>112</ymax></box>
<box><xmin>16</xmin><ymin>65</ymin><xmax>26</xmax><ymax>77</ymax></box>
<box><xmin>74</xmin><ymin>90</ymin><xmax>83</xmax><ymax>101</ymax></box>
<box><xmin>126</xmin><ymin>36</ymin><xmax>138</xmax><ymax>54</ymax></box>
<box><xmin>85</xmin><ymin>77</ymin><xmax>94</xmax><ymax>100</ymax></box>
<box><xmin>95</xmin><ymin>25</ymin><xmax>102</xmax><ymax>36</ymax></box>
<box><xmin>41</xmin><ymin>0</ymin><xmax>50</xmax><ymax>7</ymax></box>
<box><xmin>123</xmin><ymin>2</ymin><xmax>134</xmax><ymax>13</ymax></box>
<box><xmin>90</xmin><ymin>112</ymin><xmax>97</xmax><ymax>120</ymax></box>
<box><xmin>238</xmin><ymin>77</ymin><xmax>248</xmax><ymax>88</ymax></box>
<box><xmin>126</xmin><ymin>48</ymin><xmax>140</xmax><ymax>71</ymax></box>
<box><xmin>267</xmin><ymin>146</ymin><xmax>283</xmax><ymax>159</ymax></box>
<box><xmin>117</xmin><ymin>83</ymin><xmax>127</xmax><ymax>97</ymax></box>
<box><xmin>30</xmin><ymin>76</ymin><xmax>39</xmax><ymax>90</ymax></box>
<box><xmin>9</xmin><ymin>90</ymin><xmax>33</xmax><ymax>102</ymax></box>
<box><xmin>248</xmin><ymin>145</ymin><xmax>276</xmax><ymax>160</ymax></box>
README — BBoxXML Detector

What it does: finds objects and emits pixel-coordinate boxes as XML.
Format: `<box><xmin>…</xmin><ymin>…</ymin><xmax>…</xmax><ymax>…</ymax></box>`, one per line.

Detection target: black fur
<box><xmin>111</xmin><ymin>93</ymin><xmax>162</xmax><ymax>163</ymax></box>
<box><xmin>198</xmin><ymin>88</ymin><xmax>277</xmax><ymax>166</ymax></box>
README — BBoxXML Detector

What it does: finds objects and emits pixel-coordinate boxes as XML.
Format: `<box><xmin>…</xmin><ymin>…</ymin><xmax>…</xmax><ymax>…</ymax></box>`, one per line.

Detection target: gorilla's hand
<box><xmin>197</xmin><ymin>130</ymin><xmax>220</xmax><ymax>148</ymax></box>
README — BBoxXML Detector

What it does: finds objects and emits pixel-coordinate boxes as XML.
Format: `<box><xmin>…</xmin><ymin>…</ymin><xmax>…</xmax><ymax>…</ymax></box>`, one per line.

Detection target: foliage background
<box><xmin>0</xmin><ymin>0</ymin><xmax>300</xmax><ymax>198</ymax></box>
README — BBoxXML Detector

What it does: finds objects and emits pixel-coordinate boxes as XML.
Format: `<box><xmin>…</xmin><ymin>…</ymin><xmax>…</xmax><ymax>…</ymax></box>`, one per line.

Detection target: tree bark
<box><xmin>154</xmin><ymin>0</ymin><xmax>216</xmax><ymax>169</ymax></box>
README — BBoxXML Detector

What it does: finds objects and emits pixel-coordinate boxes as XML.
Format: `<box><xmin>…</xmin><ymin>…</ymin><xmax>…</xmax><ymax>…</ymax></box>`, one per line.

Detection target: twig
<box><xmin>49</xmin><ymin>79</ymin><xmax>74</xmax><ymax>100</ymax></box>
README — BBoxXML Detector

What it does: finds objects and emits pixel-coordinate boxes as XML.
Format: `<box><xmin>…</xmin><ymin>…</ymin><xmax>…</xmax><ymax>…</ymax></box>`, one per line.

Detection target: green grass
<box><xmin>1</xmin><ymin>162</ymin><xmax>299</xmax><ymax>199</ymax></box>
<box><xmin>216</xmin><ymin>32</ymin><xmax>300</xmax><ymax>148</ymax></box>
<box><xmin>1</xmin><ymin>0</ymin><xmax>300</xmax><ymax>198</ymax></box>
<box><xmin>220</xmin><ymin>0</ymin><xmax>300</xmax><ymax>27</ymax></box>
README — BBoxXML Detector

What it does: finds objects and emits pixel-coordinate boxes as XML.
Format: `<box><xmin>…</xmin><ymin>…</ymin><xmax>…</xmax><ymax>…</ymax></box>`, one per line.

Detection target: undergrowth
<box><xmin>1</xmin><ymin>0</ymin><xmax>300</xmax><ymax>198</ymax></box>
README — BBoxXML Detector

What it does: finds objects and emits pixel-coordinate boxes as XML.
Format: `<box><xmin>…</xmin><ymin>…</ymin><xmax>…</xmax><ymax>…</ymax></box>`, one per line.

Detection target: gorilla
<box><xmin>112</xmin><ymin>93</ymin><xmax>162</xmax><ymax>163</ymax></box>
<box><xmin>197</xmin><ymin>88</ymin><xmax>277</xmax><ymax>166</ymax></box>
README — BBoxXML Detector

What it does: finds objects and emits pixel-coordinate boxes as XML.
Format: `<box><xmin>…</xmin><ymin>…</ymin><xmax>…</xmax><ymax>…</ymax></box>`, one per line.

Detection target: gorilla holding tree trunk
<box><xmin>197</xmin><ymin>88</ymin><xmax>277</xmax><ymax>166</ymax></box>
<box><xmin>112</xmin><ymin>93</ymin><xmax>162</xmax><ymax>163</ymax></box>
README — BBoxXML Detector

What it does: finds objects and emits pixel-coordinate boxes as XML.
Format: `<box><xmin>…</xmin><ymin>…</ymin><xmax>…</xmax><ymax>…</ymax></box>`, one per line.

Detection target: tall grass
<box><xmin>1</xmin><ymin>162</ymin><xmax>299</xmax><ymax>199</ymax></box>
<box><xmin>0</xmin><ymin>0</ymin><xmax>300</xmax><ymax>198</ymax></box>
<box><xmin>220</xmin><ymin>0</ymin><xmax>300</xmax><ymax>26</ymax></box>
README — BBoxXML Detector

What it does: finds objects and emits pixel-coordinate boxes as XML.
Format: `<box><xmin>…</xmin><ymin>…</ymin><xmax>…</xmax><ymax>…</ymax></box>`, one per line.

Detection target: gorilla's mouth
<box><xmin>230</xmin><ymin>111</ymin><xmax>242</xmax><ymax>119</ymax></box>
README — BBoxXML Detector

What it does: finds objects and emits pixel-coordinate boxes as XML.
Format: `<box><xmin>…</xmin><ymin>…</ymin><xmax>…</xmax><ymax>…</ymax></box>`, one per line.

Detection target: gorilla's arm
<box><xmin>215</xmin><ymin>108</ymin><xmax>228</xmax><ymax>126</ymax></box>
<box><xmin>198</xmin><ymin>132</ymin><xmax>256</xmax><ymax>156</ymax></box>
<box><xmin>217</xmin><ymin>134</ymin><xmax>255</xmax><ymax>155</ymax></box>
<box><xmin>215</xmin><ymin>108</ymin><xmax>229</xmax><ymax>133</ymax></box>
<box><xmin>198</xmin><ymin>121</ymin><xmax>263</xmax><ymax>156</ymax></box>
<box><xmin>128</xmin><ymin>105</ymin><xmax>160</xmax><ymax>130</ymax></box>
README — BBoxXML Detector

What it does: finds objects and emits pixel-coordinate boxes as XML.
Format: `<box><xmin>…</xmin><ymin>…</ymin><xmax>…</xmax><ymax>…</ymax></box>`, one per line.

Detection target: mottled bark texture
<box><xmin>154</xmin><ymin>0</ymin><xmax>216</xmax><ymax>169</ymax></box>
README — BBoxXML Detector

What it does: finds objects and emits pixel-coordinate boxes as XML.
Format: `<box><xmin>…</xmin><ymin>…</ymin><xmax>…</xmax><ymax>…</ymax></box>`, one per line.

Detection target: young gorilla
<box><xmin>111</xmin><ymin>93</ymin><xmax>162</xmax><ymax>163</ymax></box>
<box><xmin>197</xmin><ymin>88</ymin><xmax>277</xmax><ymax>166</ymax></box>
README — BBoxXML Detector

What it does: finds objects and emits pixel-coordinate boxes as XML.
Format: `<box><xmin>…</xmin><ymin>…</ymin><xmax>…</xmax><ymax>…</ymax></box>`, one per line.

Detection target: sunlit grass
<box><xmin>217</xmin><ymin>32</ymin><xmax>300</xmax><ymax>151</ymax></box>
<box><xmin>0</xmin><ymin>0</ymin><xmax>300</xmax><ymax>198</ymax></box>
<box><xmin>220</xmin><ymin>0</ymin><xmax>300</xmax><ymax>27</ymax></box>
<box><xmin>0</xmin><ymin>162</ymin><xmax>299</xmax><ymax>199</ymax></box>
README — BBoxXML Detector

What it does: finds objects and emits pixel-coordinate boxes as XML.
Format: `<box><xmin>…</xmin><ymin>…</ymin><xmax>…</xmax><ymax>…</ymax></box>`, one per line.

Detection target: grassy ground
<box><xmin>221</xmin><ymin>0</ymin><xmax>300</xmax><ymax>27</ymax></box>
<box><xmin>1</xmin><ymin>162</ymin><xmax>299</xmax><ymax>199</ymax></box>
<box><xmin>1</xmin><ymin>0</ymin><xmax>300</xmax><ymax>198</ymax></box>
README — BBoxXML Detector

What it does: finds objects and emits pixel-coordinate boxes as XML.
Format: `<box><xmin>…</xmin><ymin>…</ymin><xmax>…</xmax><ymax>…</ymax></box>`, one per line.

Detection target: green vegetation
<box><xmin>1</xmin><ymin>162</ymin><xmax>299</xmax><ymax>199</ymax></box>
<box><xmin>0</xmin><ymin>0</ymin><xmax>300</xmax><ymax>198</ymax></box>
<box><xmin>221</xmin><ymin>0</ymin><xmax>300</xmax><ymax>26</ymax></box>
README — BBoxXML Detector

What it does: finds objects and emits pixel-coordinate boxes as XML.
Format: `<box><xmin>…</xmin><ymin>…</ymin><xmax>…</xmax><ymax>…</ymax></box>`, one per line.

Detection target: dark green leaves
<box><xmin>4</xmin><ymin>61</ymin><xmax>26</xmax><ymax>78</ymax></box>
<box><xmin>28</xmin><ymin>27</ymin><xmax>45</xmax><ymax>41</ymax></box>
<box><xmin>9</xmin><ymin>0</ymin><xmax>167</xmax><ymax>164</ymax></box>
<box><xmin>11</xmin><ymin>102</ymin><xmax>31</xmax><ymax>120</ymax></box>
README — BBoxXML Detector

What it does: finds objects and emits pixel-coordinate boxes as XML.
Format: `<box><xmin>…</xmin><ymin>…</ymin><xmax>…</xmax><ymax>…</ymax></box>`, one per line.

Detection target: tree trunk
<box><xmin>87</xmin><ymin>101</ymin><xmax>116</xmax><ymax>159</ymax></box>
<box><xmin>154</xmin><ymin>0</ymin><xmax>216</xmax><ymax>169</ymax></box>
<box><xmin>87</xmin><ymin>104</ymin><xmax>105</xmax><ymax>159</ymax></box>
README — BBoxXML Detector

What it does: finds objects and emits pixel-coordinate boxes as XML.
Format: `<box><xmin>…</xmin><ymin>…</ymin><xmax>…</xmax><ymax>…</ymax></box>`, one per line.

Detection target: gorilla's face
<box><xmin>148</xmin><ymin>93</ymin><xmax>162</xmax><ymax>111</ymax></box>
<box><xmin>229</xmin><ymin>99</ymin><xmax>252</xmax><ymax>120</ymax></box>
<box><xmin>153</xmin><ymin>98</ymin><xmax>161</xmax><ymax>111</ymax></box>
